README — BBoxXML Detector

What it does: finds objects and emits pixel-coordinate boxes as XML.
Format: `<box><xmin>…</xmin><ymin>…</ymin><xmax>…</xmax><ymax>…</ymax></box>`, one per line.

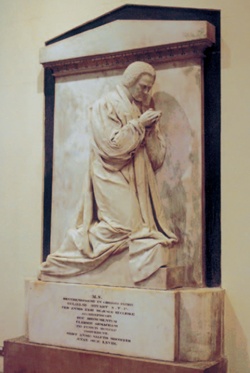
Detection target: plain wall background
<box><xmin>0</xmin><ymin>1</ymin><xmax>249</xmax><ymax>372</ymax></box>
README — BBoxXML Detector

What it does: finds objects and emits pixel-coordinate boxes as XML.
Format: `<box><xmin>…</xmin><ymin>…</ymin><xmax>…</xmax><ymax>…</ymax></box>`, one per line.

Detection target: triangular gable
<box><xmin>40</xmin><ymin>20</ymin><xmax>215</xmax><ymax>64</ymax></box>
<box><xmin>45</xmin><ymin>4</ymin><xmax>219</xmax><ymax>46</ymax></box>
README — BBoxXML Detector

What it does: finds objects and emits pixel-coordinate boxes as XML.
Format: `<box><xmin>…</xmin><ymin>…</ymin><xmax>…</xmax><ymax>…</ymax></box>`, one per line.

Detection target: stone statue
<box><xmin>40</xmin><ymin>61</ymin><xmax>178</xmax><ymax>283</ymax></box>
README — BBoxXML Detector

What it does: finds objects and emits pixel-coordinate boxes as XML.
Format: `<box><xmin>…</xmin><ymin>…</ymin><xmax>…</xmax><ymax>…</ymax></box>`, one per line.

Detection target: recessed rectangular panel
<box><xmin>51</xmin><ymin>59</ymin><xmax>203</xmax><ymax>286</ymax></box>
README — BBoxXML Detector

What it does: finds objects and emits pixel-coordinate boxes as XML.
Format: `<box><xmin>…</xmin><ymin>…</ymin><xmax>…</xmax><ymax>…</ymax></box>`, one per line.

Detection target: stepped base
<box><xmin>4</xmin><ymin>337</ymin><xmax>227</xmax><ymax>373</ymax></box>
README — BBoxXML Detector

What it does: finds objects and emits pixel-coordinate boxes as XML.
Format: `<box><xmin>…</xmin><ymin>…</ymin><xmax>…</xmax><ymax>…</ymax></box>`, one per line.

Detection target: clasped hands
<box><xmin>139</xmin><ymin>108</ymin><xmax>162</xmax><ymax>128</ymax></box>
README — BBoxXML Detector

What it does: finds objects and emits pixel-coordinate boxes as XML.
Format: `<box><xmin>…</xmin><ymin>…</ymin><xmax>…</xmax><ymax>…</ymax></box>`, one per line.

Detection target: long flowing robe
<box><xmin>40</xmin><ymin>85</ymin><xmax>177</xmax><ymax>282</ymax></box>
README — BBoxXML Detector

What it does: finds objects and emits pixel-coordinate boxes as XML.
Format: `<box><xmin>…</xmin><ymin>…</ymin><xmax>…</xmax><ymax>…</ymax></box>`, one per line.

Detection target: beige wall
<box><xmin>0</xmin><ymin>1</ymin><xmax>249</xmax><ymax>372</ymax></box>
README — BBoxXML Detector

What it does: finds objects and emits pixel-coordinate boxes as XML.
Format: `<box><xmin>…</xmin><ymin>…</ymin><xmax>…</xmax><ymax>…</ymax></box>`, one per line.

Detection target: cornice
<box><xmin>42</xmin><ymin>38</ymin><xmax>213</xmax><ymax>78</ymax></box>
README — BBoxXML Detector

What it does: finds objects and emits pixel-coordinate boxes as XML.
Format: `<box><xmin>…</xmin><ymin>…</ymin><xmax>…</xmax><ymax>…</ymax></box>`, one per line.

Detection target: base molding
<box><xmin>4</xmin><ymin>336</ymin><xmax>227</xmax><ymax>373</ymax></box>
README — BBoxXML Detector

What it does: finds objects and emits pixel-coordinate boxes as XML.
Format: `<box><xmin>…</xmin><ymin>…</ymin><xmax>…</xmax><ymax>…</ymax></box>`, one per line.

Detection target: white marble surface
<box><xmin>179</xmin><ymin>288</ymin><xmax>224</xmax><ymax>362</ymax></box>
<box><xmin>27</xmin><ymin>281</ymin><xmax>224</xmax><ymax>362</ymax></box>
<box><xmin>51</xmin><ymin>59</ymin><xmax>203</xmax><ymax>286</ymax></box>
<box><xmin>27</xmin><ymin>280</ymin><xmax>176</xmax><ymax>361</ymax></box>
<box><xmin>40</xmin><ymin>20</ymin><xmax>215</xmax><ymax>64</ymax></box>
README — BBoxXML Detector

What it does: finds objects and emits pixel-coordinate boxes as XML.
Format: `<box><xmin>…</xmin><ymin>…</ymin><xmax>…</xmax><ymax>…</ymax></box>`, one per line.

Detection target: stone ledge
<box><xmin>39</xmin><ymin>249</ymin><xmax>184</xmax><ymax>290</ymax></box>
<box><xmin>4</xmin><ymin>336</ymin><xmax>227</xmax><ymax>373</ymax></box>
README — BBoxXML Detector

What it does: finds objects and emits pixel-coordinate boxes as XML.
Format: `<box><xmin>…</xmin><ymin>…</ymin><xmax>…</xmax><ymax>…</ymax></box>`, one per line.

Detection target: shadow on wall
<box><xmin>153</xmin><ymin>91</ymin><xmax>192</xmax><ymax>245</ymax></box>
<box><xmin>225</xmin><ymin>294</ymin><xmax>250</xmax><ymax>372</ymax></box>
<box><xmin>153</xmin><ymin>91</ymin><xmax>203</xmax><ymax>286</ymax></box>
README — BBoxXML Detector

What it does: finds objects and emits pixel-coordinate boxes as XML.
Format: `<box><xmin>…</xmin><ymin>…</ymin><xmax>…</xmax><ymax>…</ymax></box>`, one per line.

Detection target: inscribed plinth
<box><xmin>26</xmin><ymin>280</ymin><xmax>224</xmax><ymax>363</ymax></box>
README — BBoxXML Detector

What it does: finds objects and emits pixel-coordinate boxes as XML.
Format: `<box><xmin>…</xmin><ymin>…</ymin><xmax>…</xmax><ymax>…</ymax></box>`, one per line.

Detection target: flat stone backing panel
<box><xmin>4</xmin><ymin>337</ymin><xmax>227</xmax><ymax>373</ymax></box>
<box><xmin>27</xmin><ymin>281</ymin><xmax>177</xmax><ymax>361</ymax></box>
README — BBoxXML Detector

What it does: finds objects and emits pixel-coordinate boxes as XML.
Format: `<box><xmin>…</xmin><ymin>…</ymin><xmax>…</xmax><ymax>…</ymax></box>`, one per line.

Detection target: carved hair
<box><xmin>122</xmin><ymin>61</ymin><xmax>156</xmax><ymax>88</ymax></box>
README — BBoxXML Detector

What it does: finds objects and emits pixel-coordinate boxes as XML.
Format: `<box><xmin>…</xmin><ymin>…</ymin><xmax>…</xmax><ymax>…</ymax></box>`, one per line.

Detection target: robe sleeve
<box><xmin>90</xmin><ymin>96</ymin><xmax>146</xmax><ymax>167</ymax></box>
<box><xmin>144</xmin><ymin>122</ymin><xmax>166</xmax><ymax>171</ymax></box>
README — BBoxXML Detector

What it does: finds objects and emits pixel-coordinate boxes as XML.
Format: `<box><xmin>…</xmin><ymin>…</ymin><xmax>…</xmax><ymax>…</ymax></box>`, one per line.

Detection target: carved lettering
<box><xmin>61</xmin><ymin>294</ymin><xmax>135</xmax><ymax>345</ymax></box>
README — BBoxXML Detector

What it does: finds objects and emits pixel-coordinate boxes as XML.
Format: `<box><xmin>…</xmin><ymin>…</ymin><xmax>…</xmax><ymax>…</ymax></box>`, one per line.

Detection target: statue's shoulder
<box><xmin>92</xmin><ymin>87</ymin><xmax>122</xmax><ymax>111</ymax></box>
<box><xmin>105</xmin><ymin>87</ymin><xmax>122</xmax><ymax>105</ymax></box>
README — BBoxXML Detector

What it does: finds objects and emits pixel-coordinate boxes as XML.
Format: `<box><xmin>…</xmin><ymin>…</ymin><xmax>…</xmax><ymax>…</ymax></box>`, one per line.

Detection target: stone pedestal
<box><xmin>26</xmin><ymin>280</ymin><xmax>225</xmax><ymax>363</ymax></box>
<box><xmin>4</xmin><ymin>336</ymin><xmax>227</xmax><ymax>373</ymax></box>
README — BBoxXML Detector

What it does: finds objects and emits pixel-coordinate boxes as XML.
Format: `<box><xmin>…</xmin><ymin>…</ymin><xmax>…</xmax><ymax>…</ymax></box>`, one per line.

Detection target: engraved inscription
<box><xmin>61</xmin><ymin>295</ymin><xmax>135</xmax><ymax>346</ymax></box>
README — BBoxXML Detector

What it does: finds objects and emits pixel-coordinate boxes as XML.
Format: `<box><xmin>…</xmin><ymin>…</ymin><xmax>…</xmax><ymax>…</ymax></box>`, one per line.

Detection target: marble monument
<box><xmin>20</xmin><ymin>10</ymin><xmax>226</xmax><ymax>372</ymax></box>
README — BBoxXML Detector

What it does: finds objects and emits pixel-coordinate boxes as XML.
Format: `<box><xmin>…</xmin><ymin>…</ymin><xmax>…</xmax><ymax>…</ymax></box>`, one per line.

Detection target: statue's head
<box><xmin>122</xmin><ymin>61</ymin><xmax>156</xmax><ymax>103</ymax></box>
